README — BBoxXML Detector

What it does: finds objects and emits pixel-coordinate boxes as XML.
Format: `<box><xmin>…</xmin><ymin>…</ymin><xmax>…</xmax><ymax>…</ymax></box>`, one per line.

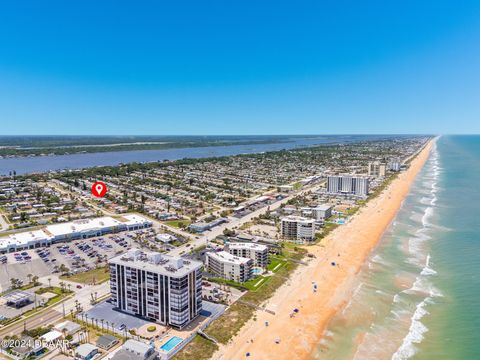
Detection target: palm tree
<box><xmin>59</xmin><ymin>281</ymin><xmax>65</xmax><ymax>293</ymax></box>
<box><xmin>47</xmin><ymin>278</ymin><xmax>52</xmax><ymax>288</ymax></box>
<box><xmin>27</xmin><ymin>273</ymin><xmax>33</xmax><ymax>284</ymax></box>
<box><xmin>100</xmin><ymin>319</ymin><xmax>104</xmax><ymax>331</ymax></box>
<box><xmin>10</xmin><ymin>278</ymin><xmax>19</xmax><ymax>289</ymax></box>
<box><xmin>32</xmin><ymin>275</ymin><xmax>39</xmax><ymax>286</ymax></box>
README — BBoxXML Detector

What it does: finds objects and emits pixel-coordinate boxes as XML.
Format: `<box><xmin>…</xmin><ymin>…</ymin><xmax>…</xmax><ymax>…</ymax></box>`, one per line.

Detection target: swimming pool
<box><xmin>252</xmin><ymin>268</ymin><xmax>262</xmax><ymax>275</ymax></box>
<box><xmin>160</xmin><ymin>336</ymin><xmax>183</xmax><ymax>352</ymax></box>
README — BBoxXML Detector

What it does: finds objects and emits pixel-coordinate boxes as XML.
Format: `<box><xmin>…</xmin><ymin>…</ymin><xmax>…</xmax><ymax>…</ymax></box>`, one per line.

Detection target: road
<box><xmin>0</xmin><ymin>212</ymin><xmax>9</xmax><ymax>232</ymax></box>
<box><xmin>0</xmin><ymin>277</ymin><xmax>110</xmax><ymax>338</ymax></box>
<box><xmin>168</xmin><ymin>180</ymin><xmax>325</xmax><ymax>256</ymax></box>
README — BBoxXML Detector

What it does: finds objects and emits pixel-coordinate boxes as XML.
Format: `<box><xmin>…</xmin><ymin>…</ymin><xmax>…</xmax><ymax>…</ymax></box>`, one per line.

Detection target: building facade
<box><xmin>109</xmin><ymin>249</ymin><xmax>202</xmax><ymax>329</ymax></box>
<box><xmin>227</xmin><ymin>242</ymin><xmax>269</xmax><ymax>268</ymax></box>
<box><xmin>327</xmin><ymin>176</ymin><xmax>369</xmax><ymax>197</ymax></box>
<box><xmin>302</xmin><ymin>204</ymin><xmax>333</xmax><ymax>221</ymax></box>
<box><xmin>0</xmin><ymin>214</ymin><xmax>152</xmax><ymax>253</ymax></box>
<box><xmin>389</xmin><ymin>158</ymin><xmax>402</xmax><ymax>171</ymax></box>
<box><xmin>368</xmin><ymin>161</ymin><xmax>387</xmax><ymax>177</ymax></box>
<box><xmin>206</xmin><ymin>251</ymin><xmax>253</xmax><ymax>283</ymax></box>
<box><xmin>281</xmin><ymin>216</ymin><xmax>315</xmax><ymax>241</ymax></box>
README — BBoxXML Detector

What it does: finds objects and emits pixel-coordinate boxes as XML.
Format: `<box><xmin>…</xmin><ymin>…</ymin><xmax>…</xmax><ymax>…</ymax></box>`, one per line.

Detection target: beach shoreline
<box><xmin>212</xmin><ymin>139</ymin><xmax>434</xmax><ymax>360</ymax></box>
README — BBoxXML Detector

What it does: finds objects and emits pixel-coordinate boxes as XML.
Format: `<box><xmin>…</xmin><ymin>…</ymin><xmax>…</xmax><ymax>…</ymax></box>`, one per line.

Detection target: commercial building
<box><xmin>0</xmin><ymin>214</ymin><xmax>152</xmax><ymax>253</ymax></box>
<box><xmin>227</xmin><ymin>242</ymin><xmax>269</xmax><ymax>268</ymax></box>
<box><xmin>368</xmin><ymin>161</ymin><xmax>387</xmax><ymax>177</ymax></box>
<box><xmin>189</xmin><ymin>217</ymin><xmax>228</xmax><ymax>233</ymax></box>
<box><xmin>206</xmin><ymin>251</ymin><xmax>253</xmax><ymax>283</ymax></box>
<box><xmin>281</xmin><ymin>216</ymin><xmax>315</xmax><ymax>241</ymax></box>
<box><xmin>301</xmin><ymin>204</ymin><xmax>333</xmax><ymax>221</ymax></box>
<box><xmin>109</xmin><ymin>249</ymin><xmax>203</xmax><ymax>329</ymax></box>
<box><xmin>3</xmin><ymin>290</ymin><xmax>33</xmax><ymax>308</ymax></box>
<box><xmin>327</xmin><ymin>176</ymin><xmax>369</xmax><ymax>197</ymax></box>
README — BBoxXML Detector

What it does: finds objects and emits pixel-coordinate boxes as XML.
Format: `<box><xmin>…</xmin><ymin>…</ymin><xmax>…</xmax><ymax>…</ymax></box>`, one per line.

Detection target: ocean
<box><xmin>314</xmin><ymin>135</ymin><xmax>480</xmax><ymax>359</ymax></box>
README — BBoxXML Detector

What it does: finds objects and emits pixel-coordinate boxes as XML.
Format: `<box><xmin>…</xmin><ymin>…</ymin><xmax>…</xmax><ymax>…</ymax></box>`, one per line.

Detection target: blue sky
<box><xmin>1</xmin><ymin>1</ymin><xmax>480</xmax><ymax>135</ymax></box>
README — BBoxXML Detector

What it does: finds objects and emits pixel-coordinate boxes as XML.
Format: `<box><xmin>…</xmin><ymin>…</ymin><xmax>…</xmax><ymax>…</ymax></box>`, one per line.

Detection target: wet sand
<box><xmin>212</xmin><ymin>140</ymin><xmax>433</xmax><ymax>360</ymax></box>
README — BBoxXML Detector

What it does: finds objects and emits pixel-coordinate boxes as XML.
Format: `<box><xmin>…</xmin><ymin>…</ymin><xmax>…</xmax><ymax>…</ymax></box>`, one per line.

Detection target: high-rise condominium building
<box><xmin>281</xmin><ymin>216</ymin><xmax>315</xmax><ymax>241</ymax></box>
<box><xmin>109</xmin><ymin>249</ymin><xmax>202</xmax><ymax>329</ymax></box>
<box><xmin>327</xmin><ymin>175</ymin><xmax>369</xmax><ymax>197</ymax></box>
<box><xmin>368</xmin><ymin>161</ymin><xmax>387</xmax><ymax>177</ymax></box>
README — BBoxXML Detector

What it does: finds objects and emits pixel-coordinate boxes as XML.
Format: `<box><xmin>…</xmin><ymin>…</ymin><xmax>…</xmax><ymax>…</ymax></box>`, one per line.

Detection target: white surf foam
<box><xmin>391</xmin><ymin>299</ymin><xmax>431</xmax><ymax>360</ymax></box>
<box><xmin>420</xmin><ymin>254</ymin><xmax>437</xmax><ymax>276</ymax></box>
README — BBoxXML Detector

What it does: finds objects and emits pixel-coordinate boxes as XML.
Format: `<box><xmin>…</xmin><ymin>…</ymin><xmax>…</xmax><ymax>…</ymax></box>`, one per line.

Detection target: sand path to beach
<box><xmin>213</xmin><ymin>140</ymin><xmax>433</xmax><ymax>360</ymax></box>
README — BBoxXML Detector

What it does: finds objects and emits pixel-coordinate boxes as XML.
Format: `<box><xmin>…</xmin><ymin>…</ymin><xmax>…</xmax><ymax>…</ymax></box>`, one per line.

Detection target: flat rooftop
<box><xmin>109</xmin><ymin>249</ymin><xmax>202</xmax><ymax>277</ymax></box>
<box><xmin>228</xmin><ymin>242</ymin><xmax>267</xmax><ymax>251</ymax></box>
<box><xmin>281</xmin><ymin>215</ymin><xmax>315</xmax><ymax>224</ymax></box>
<box><xmin>207</xmin><ymin>250</ymin><xmax>251</xmax><ymax>265</ymax></box>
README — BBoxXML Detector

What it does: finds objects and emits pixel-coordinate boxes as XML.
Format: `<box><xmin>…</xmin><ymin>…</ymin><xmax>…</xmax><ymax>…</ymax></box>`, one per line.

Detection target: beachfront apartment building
<box><xmin>206</xmin><ymin>251</ymin><xmax>253</xmax><ymax>283</ymax></box>
<box><xmin>368</xmin><ymin>161</ymin><xmax>387</xmax><ymax>177</ymax></box>
<box><xmin>0</xmin><ymin>214</ymin><xmax>152</xmax><ymax>253</ymax></box>
<box><xmin>227</xmin><ymin>242</ymin><xmax>269</xmax><ymax>268</ymax></box>
<box><xmin>281</xmin><ymin>216</ymin><xmax>316</xmax><ymax>241</ymax></box>
<box><xmin>389</xmin><ymin>158</ymin><xmax>402</xmax><ymax>172</ymax></box>
<box><xmin>109</xmin><ymin>249</ymin><xmax>203</xmax><ymax>329</ymax></box>
<box><xmin>301</xmin><ymin>204</ymin><xmax>333</xmax><ymax>221</ymax></box>
<box><xmin>327</xmin><ymin>175</ymin><xmax>369</xmax><ymax>197</ymax></box>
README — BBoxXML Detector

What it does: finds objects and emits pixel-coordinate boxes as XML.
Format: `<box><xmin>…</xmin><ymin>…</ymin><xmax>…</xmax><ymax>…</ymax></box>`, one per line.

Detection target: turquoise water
<box><xmin>314</xmin><ymin>136</ymin><xmax>480</xmax><ymax>359</ymax></box>
<box><xmin>160</xmin><ymin>336</ymin><xmax>183</xmax><ymax>351</ymax></box>
<box><xmin>252</xmin><ymin>268</ymin><xmax>262</xmax><ymax>275</ymax></box>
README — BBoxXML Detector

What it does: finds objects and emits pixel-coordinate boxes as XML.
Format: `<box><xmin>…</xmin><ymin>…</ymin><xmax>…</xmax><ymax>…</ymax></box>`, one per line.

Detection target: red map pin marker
<box><xmin>91</xmin><ymin>181</ymin><xmax>107</xmax><ymax>197</ymax></box>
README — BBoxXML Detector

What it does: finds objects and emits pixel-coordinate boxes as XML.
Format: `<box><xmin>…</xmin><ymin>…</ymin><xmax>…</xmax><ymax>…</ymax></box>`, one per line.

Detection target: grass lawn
<box><xmin>174</xmin><ymin>335</ymin><xmax>219</xmax><ymax>360</ymax></box>
<box><xmin>61</xmin><ymin>267</ymin><xmax>110</xmax><ymax>285</ymax></box>
<box><xmin>242</xmin><ymin>276</ymin><xmax>271</xmax><ymax>291</ymax></box>
<box><xmin>162</xmin><ymin>219</ymin><xmax>191</xmax><ymax>228</ymax></box>
<box><xmin>267</xmin><ymin>256</ymin><xmax>287</xmax><ymax>272</ymax></box>
<box><xmin>207</xmin><ymin>246</ymin><xmax>305</xmax><ymax>335</ymax></box>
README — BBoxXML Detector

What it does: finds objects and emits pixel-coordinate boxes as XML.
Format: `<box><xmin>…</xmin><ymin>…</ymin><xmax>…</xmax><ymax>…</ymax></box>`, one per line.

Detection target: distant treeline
<box><xmin>0</xmin><ymin>136</ymin><xmax>303</xmax><ymax>157</ymax></box>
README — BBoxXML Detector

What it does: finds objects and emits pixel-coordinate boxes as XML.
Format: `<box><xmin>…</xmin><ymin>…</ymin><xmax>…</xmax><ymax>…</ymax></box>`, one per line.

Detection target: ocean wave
<box><xmin>421</xmin><ymin>206</ymin><xmax>434</xmax><ymax>227</ymax></box>
<box><xmin>420</xmin><ymin>254</ymin><xmax>437</xmax><ymax>276</ymax></box>
<box><xmin>371</xmin><ymin>254</ymin><xmax>389</xmax><ymax>266</ymax></box>
<box><xmin>404</xmin><ymin>276</ymin><xmax>443</xmax><ymax>298</ymax></box>
<box><xmin>391</xmin><ymin>299</ymin><xmax>431</xmax><ymax>360</ymax></box>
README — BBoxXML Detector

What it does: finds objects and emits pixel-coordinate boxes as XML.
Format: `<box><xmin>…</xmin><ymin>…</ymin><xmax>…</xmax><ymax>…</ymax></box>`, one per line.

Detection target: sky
<box><xmin>1</xmin><ymin>1</ymin><xmax>480</xmax><ymax>135</ymax></box>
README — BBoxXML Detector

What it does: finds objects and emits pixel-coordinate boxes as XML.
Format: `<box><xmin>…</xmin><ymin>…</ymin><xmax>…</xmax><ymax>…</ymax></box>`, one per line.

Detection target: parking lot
<box><xmin>0</xmin><ymin>228</ymin><xmax>176</xmax><ymax>292</ymax></box>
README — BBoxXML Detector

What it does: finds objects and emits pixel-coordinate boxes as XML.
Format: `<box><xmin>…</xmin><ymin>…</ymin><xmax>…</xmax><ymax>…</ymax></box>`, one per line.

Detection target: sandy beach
<box><xmin>213</xmin><ymin>140</ymin><xmax>434</xmax><ymax>360</ymax></box>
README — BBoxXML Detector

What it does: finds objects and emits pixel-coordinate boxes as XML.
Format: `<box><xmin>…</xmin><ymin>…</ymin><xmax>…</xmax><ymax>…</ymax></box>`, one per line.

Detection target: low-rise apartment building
<box><xmin>227</xmin><ymin>242</ymin><xmax>269</xmax><ymax>268</ymax></box>
<box><xmin>206</xmin><ymin>251</ymin><xmax>253</xmax><ymax>283</ymax></box>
